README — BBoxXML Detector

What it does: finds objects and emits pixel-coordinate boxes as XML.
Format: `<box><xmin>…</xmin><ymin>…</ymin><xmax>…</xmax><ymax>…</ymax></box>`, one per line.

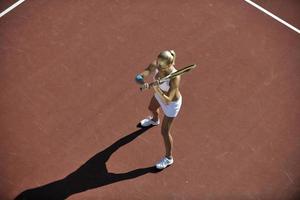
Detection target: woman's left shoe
<box><xmin>155</xmin><ymin>156</ymin><xmax>174</xmax><ymax>169</ymax></box>
<box><xmin>140</xmin><ymin>116</ymin><xmax>160</xmax><ymax>127</ymax></box>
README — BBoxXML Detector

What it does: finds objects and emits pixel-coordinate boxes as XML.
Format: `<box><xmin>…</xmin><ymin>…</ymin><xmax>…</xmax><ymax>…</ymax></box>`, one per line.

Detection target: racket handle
<box><xmin>139</xmin><ymin>80</ymin><xmax>160</xmax><ymax>91</ymax></box>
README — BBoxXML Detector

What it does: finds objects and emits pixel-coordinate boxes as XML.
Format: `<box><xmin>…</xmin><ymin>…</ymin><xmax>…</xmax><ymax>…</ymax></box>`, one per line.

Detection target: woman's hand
<box><xmin>140</xmin><ymin>83</ymin><xmax>149</xmax><ymax>91</ymax></box>
<box><xmin>140</xmin><ymin>79</ymin><xmax>160</xmax><ymax>91</ymax></box>
<box><xmin>151</xmin><ymin>79</ymin><xmax>160</xmax><ymax>88</ymax></box>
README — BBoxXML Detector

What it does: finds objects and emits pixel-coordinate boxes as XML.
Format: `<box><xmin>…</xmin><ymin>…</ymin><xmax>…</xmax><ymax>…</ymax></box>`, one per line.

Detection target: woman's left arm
<box><xmin>153</xmin><ymin>76</ymin><xmax>180</xmax><ymax>104</ymax></box>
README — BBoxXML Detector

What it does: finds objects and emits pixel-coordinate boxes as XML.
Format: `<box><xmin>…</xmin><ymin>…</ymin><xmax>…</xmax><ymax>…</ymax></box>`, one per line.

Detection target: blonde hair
<box><xmin>158</xmin><ymin>50</ymin><xmax>176</xmax><ymax>65</ymax></box>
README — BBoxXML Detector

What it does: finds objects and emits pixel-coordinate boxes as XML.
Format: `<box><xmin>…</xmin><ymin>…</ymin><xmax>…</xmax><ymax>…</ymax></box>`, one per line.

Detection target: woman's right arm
<box><xmin>139</xmin><ymin>60</ymin><xmax>157</xmax><ymax>78</ymax></box>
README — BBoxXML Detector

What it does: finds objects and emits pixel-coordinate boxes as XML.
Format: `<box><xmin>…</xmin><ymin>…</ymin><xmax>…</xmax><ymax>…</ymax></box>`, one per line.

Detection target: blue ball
<box><xmin>135</xmin><ymin>74</ymin><xmax>144</xmax><ymax>82</ymax></box>
<box><xmin>135</xmin><ymin>74</ymin><xmax>144</xmax><ymax>84</ymax></box>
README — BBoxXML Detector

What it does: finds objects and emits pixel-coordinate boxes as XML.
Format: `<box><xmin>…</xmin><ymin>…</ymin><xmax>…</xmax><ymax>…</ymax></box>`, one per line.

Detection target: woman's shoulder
<box><xmin>148</xmin><ymin>60</ymin><xmax>157</xmax><ymax>72</ymax></box>
<box><xmin>149</xmin><ymin>60</ymin><xmax>158</xmax><ymax>72</ymax></box>
<box><xmin>151</xmin><ymin>60</ymin><xmax>158</xmax><ymax>67</ymax></box>
<box><xmin>170</xmin><ymin>73</ymin><xmax>181</xmax><ymax>86</ymax></box>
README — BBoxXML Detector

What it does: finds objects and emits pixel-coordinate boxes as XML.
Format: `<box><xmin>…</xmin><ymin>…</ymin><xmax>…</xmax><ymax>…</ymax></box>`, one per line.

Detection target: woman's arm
<box><xmin>139</xmin><ymin>60</ymin><xmax>157</xmax><ymax>78</ymax></box>
<box><xmin>153</xmin><ymin>76</ymin><xmax>181</xmax><ymax>104</ymax></box>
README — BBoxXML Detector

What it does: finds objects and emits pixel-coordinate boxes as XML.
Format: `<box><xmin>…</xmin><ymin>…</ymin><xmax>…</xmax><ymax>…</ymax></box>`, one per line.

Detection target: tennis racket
<box><xmin>140</xmin><ymin>64</ymin><xmax>197</xmax><ymax>91</ymax></box>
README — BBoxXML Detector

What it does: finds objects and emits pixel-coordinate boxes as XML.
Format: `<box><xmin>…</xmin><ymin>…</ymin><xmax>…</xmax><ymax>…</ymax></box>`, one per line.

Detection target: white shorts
<box><xmin>154</xmin><ymin>93</ymin><xmax>182</xmax><ymax>118</ymax></box>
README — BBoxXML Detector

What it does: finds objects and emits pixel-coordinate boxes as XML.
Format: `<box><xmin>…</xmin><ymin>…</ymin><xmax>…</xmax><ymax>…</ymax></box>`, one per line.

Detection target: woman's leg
<box><xmin>148</xmin><ymin>96</ymin><xmax>160</xmax><ymax>122</ymax></box>
<box><xmin>161</xmin><ymin>115</ymin><xmax>175</xmax><ymax>158</ymax></box>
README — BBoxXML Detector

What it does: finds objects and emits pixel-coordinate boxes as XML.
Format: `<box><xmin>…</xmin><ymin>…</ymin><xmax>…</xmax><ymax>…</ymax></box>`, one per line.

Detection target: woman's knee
<box><xmin>148</xmin><ymin>106</ymin><xmax>158</xmax><ymax>114</ymax></box>
<box><xmin>148</xmin><ymin>97</ymin><xmax>160</xmax><ymax>112</ymax></box>
<box><xmin>148</xmin><ymin>104</ymin><xmax>153</xmax><ymax>111</ymax></box>
<box><xmin>161</xmin><ymin>126</ymin><xmax>170</xmax><ymax>135</ymax></box>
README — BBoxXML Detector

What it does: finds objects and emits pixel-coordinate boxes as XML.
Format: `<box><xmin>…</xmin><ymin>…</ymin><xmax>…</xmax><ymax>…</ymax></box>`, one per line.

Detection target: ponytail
<box><xmin>169</xmin><ymin>50</ymin><xmax>176</xmax><ymax>65</ymax></box>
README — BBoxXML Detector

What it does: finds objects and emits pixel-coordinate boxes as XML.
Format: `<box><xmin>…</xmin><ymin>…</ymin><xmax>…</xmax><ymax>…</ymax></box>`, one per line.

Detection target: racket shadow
<box><xmin>15</xmin><ymin>125</ymin><xmax>159</xmax><ymax>200</ymax></box>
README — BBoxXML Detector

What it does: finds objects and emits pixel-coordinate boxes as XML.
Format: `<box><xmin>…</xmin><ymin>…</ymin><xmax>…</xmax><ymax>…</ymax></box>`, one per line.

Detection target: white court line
<box><xmin>0</xmin><ymin>0</ymin><xmax>26</xmax><ymax>18</ymax></box>
<box><xmin>244</xmin><ymin>0</ymin><xmax>300</xmax><ymax>34</ymax></box>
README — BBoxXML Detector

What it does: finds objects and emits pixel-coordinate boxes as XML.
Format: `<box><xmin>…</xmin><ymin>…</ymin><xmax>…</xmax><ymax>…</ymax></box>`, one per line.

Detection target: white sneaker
<box><xmin>155</xmin><ymin>156</ymin><xmax>174</xmax><ymax>169</ymax></box>
<box><xmin>140</xmin><ymin>116</ymin><xmax>160</xmax><ymax>127</ymax></box>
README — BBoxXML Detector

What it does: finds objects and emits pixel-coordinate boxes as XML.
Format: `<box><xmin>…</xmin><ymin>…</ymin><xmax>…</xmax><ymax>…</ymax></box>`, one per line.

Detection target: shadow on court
<box><xmin>15</xmin><ymin>125</ymin><xmax>159</xmax><ymax>200</ymax></box>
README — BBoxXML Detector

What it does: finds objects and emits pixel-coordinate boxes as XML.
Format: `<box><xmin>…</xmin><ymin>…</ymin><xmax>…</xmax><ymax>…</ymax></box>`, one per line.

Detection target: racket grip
<box><xmin>139</xmin><ymin>80</ymin><xmax>159</xmax><ymax>91</ymax></box>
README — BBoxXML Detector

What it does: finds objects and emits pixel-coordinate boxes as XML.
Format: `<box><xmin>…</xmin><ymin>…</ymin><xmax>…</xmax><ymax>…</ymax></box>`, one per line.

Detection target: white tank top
<box><xmin>153</xmin><ymin>67</ymin><xmax>177</xmax><ymax>92</ymax></box>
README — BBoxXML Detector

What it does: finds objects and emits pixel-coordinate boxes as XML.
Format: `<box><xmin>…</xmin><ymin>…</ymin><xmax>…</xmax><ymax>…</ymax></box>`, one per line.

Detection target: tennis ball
<box><xmin>135</xmin><ymin>74</ymin><xmax>144</xmax><ymax>84</ymax></box>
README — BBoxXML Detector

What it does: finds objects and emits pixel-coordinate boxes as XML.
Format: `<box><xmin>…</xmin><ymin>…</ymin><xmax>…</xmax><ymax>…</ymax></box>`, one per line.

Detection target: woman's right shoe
<box><xmin>155</xmin><ymin>156</ymin><xmax>174</xmax><ymax>169</ymax></box>
<box><xmin>140</xmin><ymin>116</ymin><xmax>160</xmax><ymax>127</ymax></box>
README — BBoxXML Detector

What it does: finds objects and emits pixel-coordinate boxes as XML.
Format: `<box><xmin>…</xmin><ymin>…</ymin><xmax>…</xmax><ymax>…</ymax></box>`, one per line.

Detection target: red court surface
<box><xmin>252</xmin><ymin>0</ymin><xmax>300</xmax><ymax>28</ymax></box>
<box><xmin>0</xmin><ymin>1</ymin><xmax>299</xmax><ymax>200</ymax></box>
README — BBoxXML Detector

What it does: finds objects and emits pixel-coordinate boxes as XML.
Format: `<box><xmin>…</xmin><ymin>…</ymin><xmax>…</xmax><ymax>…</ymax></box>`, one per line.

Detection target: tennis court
<box><xmin>0</xmin><ymin>0</ymin><xmax>299</xmax><ymax>199</ymax></box>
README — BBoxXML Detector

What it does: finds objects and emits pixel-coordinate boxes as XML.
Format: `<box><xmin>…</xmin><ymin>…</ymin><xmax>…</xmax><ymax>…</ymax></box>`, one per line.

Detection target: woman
<box><xmin>135</xmin><ymin>50</ymin><xmax>182</xmax><ymax>170</ymax></box>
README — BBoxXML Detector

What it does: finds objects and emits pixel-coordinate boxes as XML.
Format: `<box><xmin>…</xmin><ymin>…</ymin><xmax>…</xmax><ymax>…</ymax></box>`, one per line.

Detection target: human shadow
<box><xmin>15</xmin><ymin>125</ymin><xmax>159</xmax><ymax>200</ymax></box>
